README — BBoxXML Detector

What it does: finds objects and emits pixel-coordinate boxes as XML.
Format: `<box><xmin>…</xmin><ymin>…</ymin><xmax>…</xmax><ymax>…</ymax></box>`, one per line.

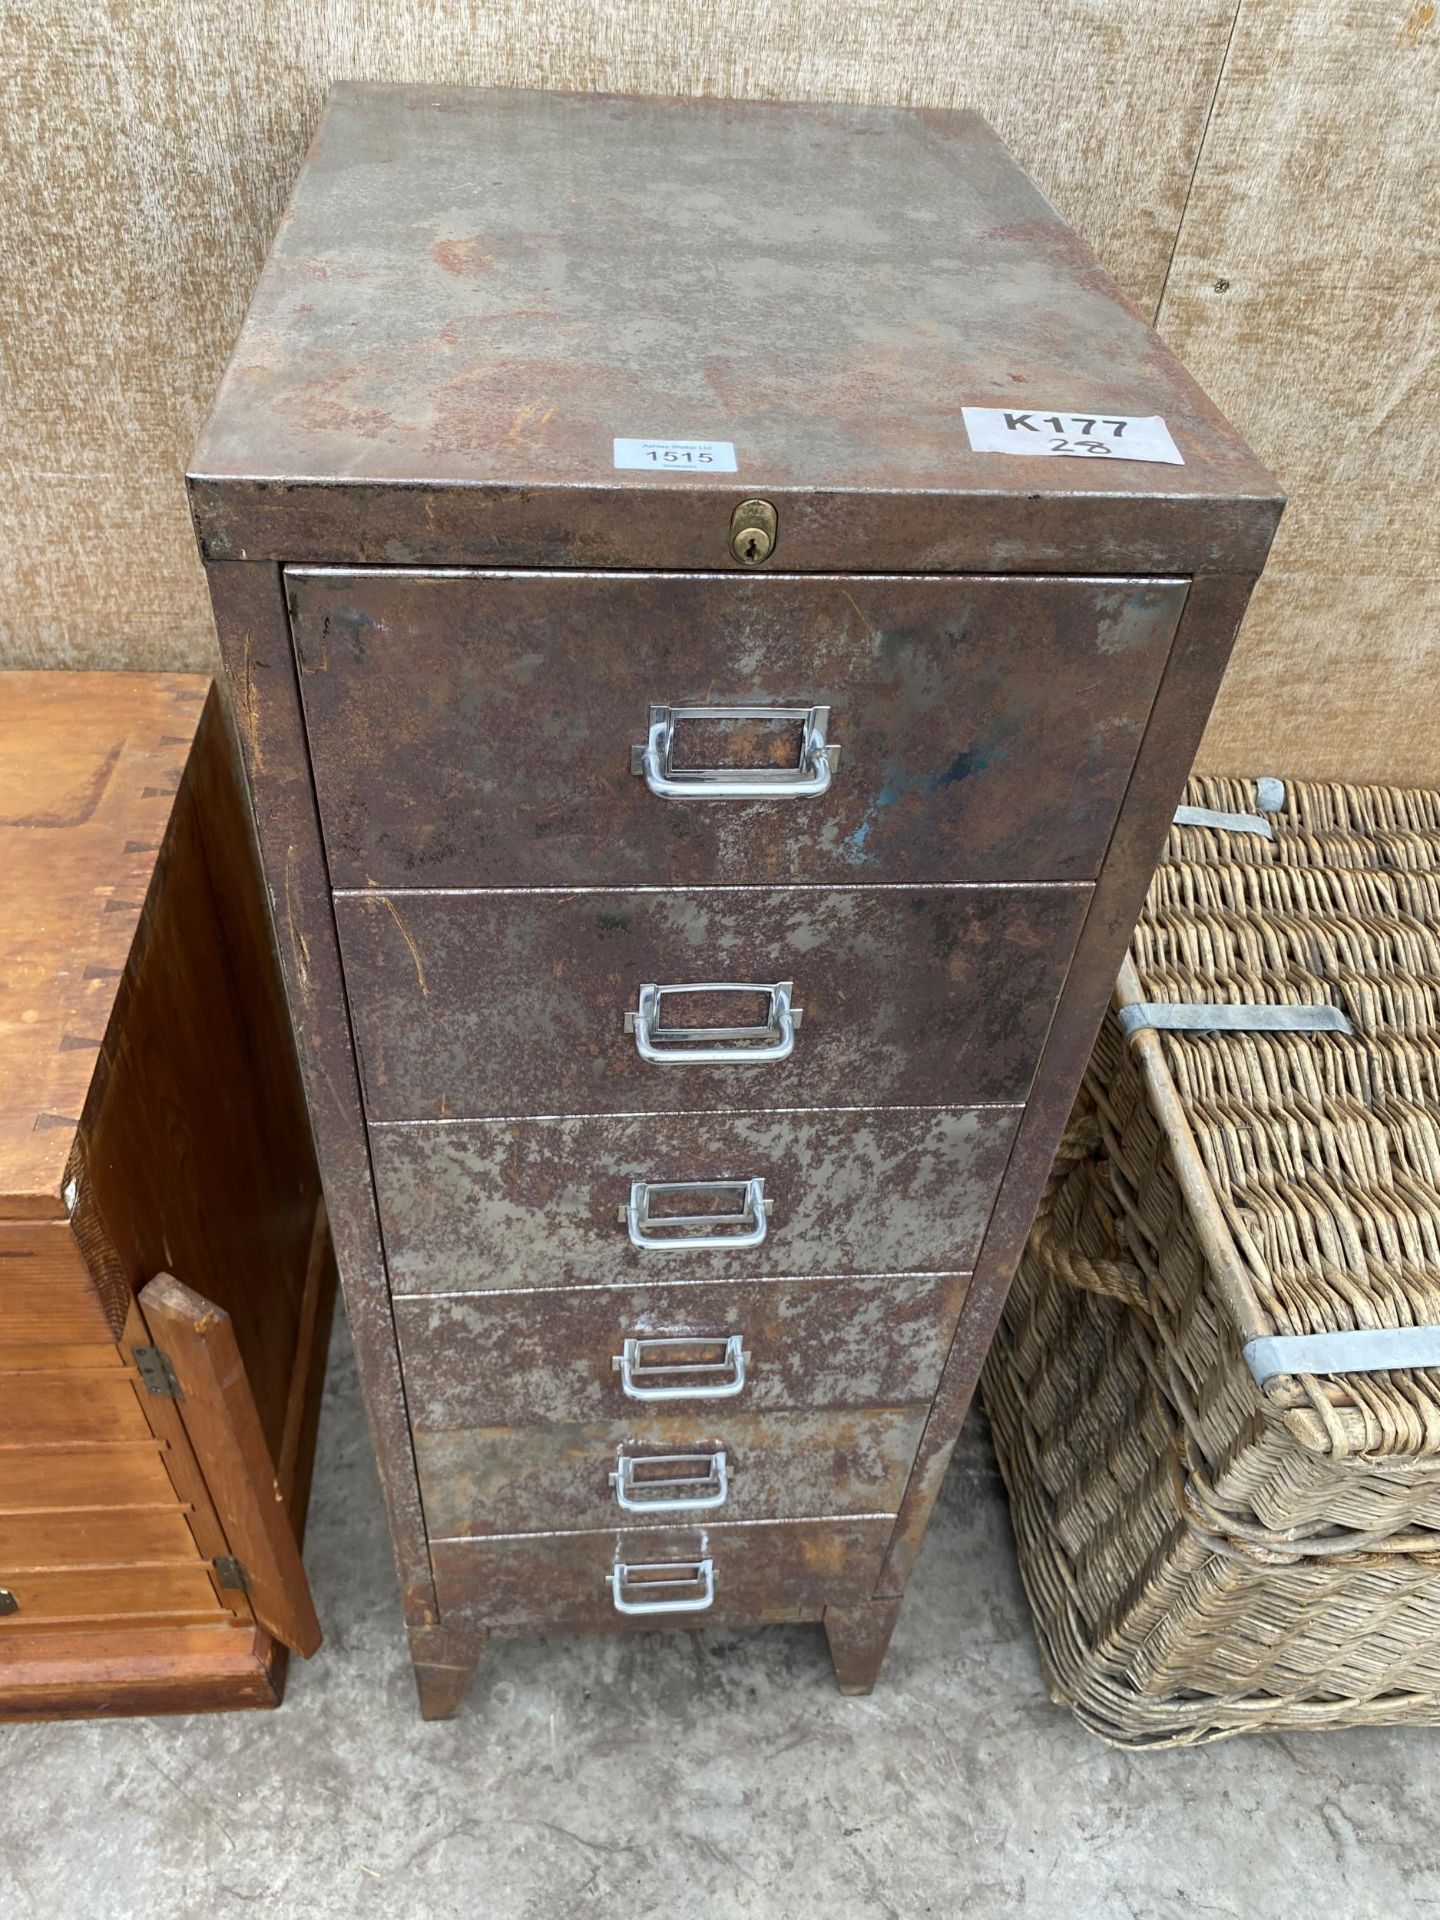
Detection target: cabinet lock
<box><xmin>729</xmin><ymin>499</ymin><xmax>777</xmax><ymax>566</ymax></box>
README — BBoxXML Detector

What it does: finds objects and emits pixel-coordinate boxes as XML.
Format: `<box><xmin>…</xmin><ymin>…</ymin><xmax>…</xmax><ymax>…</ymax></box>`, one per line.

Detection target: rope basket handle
<box><xmin>1029</xmin><ymin>1109</ymin><xmax>1151</xmax><ymax>1314</ymax></box>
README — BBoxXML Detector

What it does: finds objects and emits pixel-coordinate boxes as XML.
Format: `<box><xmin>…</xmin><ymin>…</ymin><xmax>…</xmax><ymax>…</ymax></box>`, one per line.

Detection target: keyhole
<box><xmin>728</xmin><ymin>498</ymin><xmax>776</xmax><ymax>565</ymax></box>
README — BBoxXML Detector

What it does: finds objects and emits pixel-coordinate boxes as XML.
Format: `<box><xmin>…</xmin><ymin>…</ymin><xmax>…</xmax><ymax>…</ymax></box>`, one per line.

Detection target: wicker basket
<box><xmin>982</xmin><ymin>776</ymin><xmax>1440</xmax><ymax>1746</ymax></box>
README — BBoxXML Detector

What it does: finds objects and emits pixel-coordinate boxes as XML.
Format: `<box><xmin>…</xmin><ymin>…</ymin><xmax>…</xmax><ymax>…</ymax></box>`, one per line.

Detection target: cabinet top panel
<box><xmin>191</xmin><ymin>84</ymin><xmax>1279</xmax><ymax>573</ymax></box>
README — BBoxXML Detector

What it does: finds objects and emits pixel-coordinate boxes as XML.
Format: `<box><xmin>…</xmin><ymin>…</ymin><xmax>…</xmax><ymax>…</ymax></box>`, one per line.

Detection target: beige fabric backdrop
<box><xmin>3</xmin><ymin>1</ymin><xmax>1436</xmax><ymax>778</ymax></box>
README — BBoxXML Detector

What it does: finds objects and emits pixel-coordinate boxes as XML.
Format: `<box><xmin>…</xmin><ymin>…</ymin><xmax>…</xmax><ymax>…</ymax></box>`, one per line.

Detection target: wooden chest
<box><xmin>189</xmin><ymin>83</ymin><xmax>1281</xmax><ymax>1716</ymax></box>
<box><xmin>0</xmin><ymin>673</ymin><xmax>333</xmax><ymax>1718</ymax></box>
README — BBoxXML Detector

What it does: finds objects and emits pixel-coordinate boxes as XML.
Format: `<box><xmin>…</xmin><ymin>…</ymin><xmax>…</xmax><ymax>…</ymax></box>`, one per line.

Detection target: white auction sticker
<box><xmin>614</xmin><ymin>437</ymin><xmax>738</xmax><ymax>473</ymax></box>
<box><xmin>961</xmin><ymin>408</ymin><xmax>1183</xmax><ymax>465</ymax></box>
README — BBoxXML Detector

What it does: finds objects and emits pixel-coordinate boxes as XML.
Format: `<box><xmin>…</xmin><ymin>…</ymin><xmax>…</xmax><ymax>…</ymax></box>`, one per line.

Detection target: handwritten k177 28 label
<box><xmin>961</xmin><ymin>408</ymin><xmax>1183</xmax><ymax>465</ymax></box>
<box><xmin>614</xmin><ymin>437</ymin><xmax>738</xmax><ymax>473</ymax></box>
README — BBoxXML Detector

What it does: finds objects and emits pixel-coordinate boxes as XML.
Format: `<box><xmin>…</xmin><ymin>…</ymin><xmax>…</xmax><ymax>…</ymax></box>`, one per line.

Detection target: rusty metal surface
<box><xmin>189</xmin><ymin>85</ymin><xmax>1281</xmax><ymax>577</ymax></box>
<box><xmin>394</xmin><ymin>1271</ymin><xmax>969</xmax><ymax>1429</ymax></box>
<box><xmin>202</xmin><ymin>562</ymin><xmax>440</xmax><ymax>1629</ymax></box>
<box><xmin>371</xmin><ymin>1105</ymin><xmax>1016</xmax><ymax>1292</ymax></box>
<box><xmin>338</xmin><ymin>883</ymin><xmax>1087</xmax><ymax>1121</ymax></box>
<box><xmin>193</xmin><ymin>86</ymin><xmax>1282</xmax><ymax>1693</ymax></box>
<box><xmin>431</xmin><ymin>1517</ymin><xmax>894</xmax><ymax>1634</ymax></box>
<box><xmin>414</xmin><ymin>1406</ymin><xmax>926</xmax><ymax>1537</ymax></box>
<box><xmin>875</xmin><ymin>572</ymin><xmax>1261</xmax><ymax>1595</ymax></box>
<box><xmin>197</xmin><ymin>479</ymin><xmax>1280</xmax><ymax>579</ymax></box>
<box><xmin>289</xmin><ymin>569</ymin><xmax>1186</xmax><ymax>889</ymax></box>
<box><xmin>824</xmin><ymin>1593</ymin><xmax>905</xmax><ymax>1694</ymax></box>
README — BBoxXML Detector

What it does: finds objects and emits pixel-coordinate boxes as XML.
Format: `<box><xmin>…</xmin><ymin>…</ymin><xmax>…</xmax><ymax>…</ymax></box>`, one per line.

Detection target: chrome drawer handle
<box><xmin>613</xmin><ymin>1334</ymin><xmax>748</xmax><ymax>1401</ymax></box>
<box><xmin>625</xmin><ymin>981</ymin><xmax>801</xmax><ymax>1065</ymax></box>
<box><xmin>632</xmin><ymin>704</ymin><xmax>839</xmax><ymax>800</ymax></box>
<box><xmin>621</xmin><ymin>1177</ymin><xmax>770</xmax><ymax>1252</ymax></box>
<box><xmin>610</xmin><ymin>1450</ymin><xmax>730</xmax><ymax>1514</ymax></box>
<box><xmin>610</xmin><ymin>1558</ymin><xmax>715</xmax><ymax>1616</ymax></box>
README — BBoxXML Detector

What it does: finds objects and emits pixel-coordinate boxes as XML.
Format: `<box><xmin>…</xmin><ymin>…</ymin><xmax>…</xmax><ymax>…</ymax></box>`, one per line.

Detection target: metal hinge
<box><xmin>213</xmin><ymin>1556</ymin><xmax>249</xmax><ymax>1593</ymax></box>
<box><xmin>132</xmin><ymin>1344</ymin><xmax>182</xmax><ymax>1399</ymax></box>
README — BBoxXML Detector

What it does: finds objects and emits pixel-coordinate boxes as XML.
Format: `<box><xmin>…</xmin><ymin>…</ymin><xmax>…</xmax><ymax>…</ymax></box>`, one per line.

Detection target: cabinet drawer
<box><xmin>290</xmin><ymin>569</ymin><xmax>1184</xmax><ymax>889</ymax></box>
<box><xmin>431</xmin><ymin>1517</ymin><xmax>894</xmax><ymax>1632</ymax></box>
<box><xmin>339</xmin><ymin>883</ymin><xmax>1085</xmax><ymax>1121</ymax></box>
<box><xmin>394</xmin><ymin>1272</ymin><xmax>969</xmax><ymax>1428</ymax></box>
<box><xmin>416</xmin><ymin>1407</ymin><xmax>926</xmax><ymax>1537</ymax></box>
<box><xmin>372</xmin><ymin>1105</ymin><xmax>1017</xmax><ymax>1292</ymax></box>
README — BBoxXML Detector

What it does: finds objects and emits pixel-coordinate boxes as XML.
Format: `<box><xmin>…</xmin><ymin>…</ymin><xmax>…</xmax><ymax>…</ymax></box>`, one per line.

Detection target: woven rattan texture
<box><xmin>982</xmin><ymin>775</ymin><xmax>1440</xmax><ymax>1746</ymax></box>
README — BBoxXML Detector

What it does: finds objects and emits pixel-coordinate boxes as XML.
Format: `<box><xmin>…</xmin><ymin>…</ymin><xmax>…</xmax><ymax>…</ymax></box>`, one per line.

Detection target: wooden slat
<box><xmin>0</xmin><ymin>1508</ymin><xmax>201</xmax><ymax>1569</ymax></box>
<box><xmin>0</xmin><ymin>1622</ymin><xmax>281</xmax><ymax>1721</ymax></box>
<box><xmin>0</xmin><ymin>1220</ymin><xmax>92</xmax><ymax>1284</ymax></box>
<box><xmin>0</xmin><ymin>1344</ymin><xmax>124</xmax><ymax>1371</ymax></box>
<box><xmin>0</xmin><ymin>1565</ymin><xmax>228</xmax><ymax>1624</ymax></box>
<box><xmin>0</xmin><ymin>1372</ymin><xmax>151</xmax><ymax>1446</ymax></box>
<box><xmin>139</xmin><ymin>1274</ymin><xmax>321</xmax><ymax>1658</ymax></box>
<box><xmin>0</xmin><ymin>1447</ymin><xmax>174</xmax><ymax>1512</ymax></box>
<box><xmin>0</xmin><ymin>1223</ymin><xmax>111</xmax><ymax>1342</ymax></box>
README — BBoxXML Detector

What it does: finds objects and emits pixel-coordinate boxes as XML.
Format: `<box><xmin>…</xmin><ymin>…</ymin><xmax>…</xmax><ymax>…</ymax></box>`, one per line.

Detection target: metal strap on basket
<box><xmin>1117</xmin><ymin>1001</ymin><xmax>1353</xmax><ymax>1039</ymax></box>
<box><xmin>1245</xmin><ymin>1325</ymin><xmax>1440</xmax><ymax>1386</ymax></box>
<box><xmin>1254</xmin><ymin>776</ymin><xmax>1286</xmax><ymax>812</ymax></box>
<box><xmin>1172</xmin><ymin>804</ymin><xmax>1275</xmax><ymax>839</ymax></box>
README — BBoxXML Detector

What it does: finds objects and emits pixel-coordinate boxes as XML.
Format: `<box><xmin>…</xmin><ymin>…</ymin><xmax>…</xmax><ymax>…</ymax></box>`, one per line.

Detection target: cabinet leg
<box><xmin>823</xmin><ymin>1596</ymin><xmax>903</xmax><ymax>1696</ymax></box>
<box><xmin>409</xmin><ymin>1623</ymin><xmax>486</xmax><ymax>1721</ymax></box>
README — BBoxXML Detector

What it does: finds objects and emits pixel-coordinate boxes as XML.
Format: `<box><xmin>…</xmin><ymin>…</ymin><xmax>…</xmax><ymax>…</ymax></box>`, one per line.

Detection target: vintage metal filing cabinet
<box><xmin>191</xmin><ymin>83</ymin><xmax>1280</xmax><ymax>1716</ymax></box>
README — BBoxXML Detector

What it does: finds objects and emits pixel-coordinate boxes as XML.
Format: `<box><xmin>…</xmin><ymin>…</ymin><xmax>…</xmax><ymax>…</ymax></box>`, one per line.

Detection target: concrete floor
<box><xmin>4</xmin><ymin>1317</ymin><xmax>1439</xmax><ymax>1920</ymax></box>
